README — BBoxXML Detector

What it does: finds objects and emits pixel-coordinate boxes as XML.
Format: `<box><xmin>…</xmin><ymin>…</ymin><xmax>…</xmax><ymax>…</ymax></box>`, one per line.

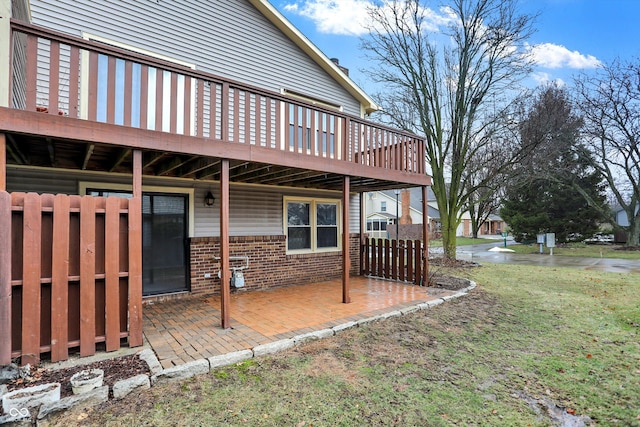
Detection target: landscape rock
<box><xmin>332</xmin><ymin>321</ymin><xmax>356</xmax><ymax>333</ymax></box>
<box><xmin>380</xmin><ymin>310</ymin><xmax>402</xmax><ymax>319</ymax></box>
<box><xmin>208</xmin><ymin>350</ymin><xmax>253</xmax><ymax>369</ymax></box>
<box><xmin>37</xmin><ymin>385</ymin><xmax>108</xmax><ymax>420</ymax></box>
<box><xmin>70</xmin><ymin>369</ymin><xmax>103</xmax><ymax>395</ymax></box>
<box><xmin>0</xmin><ymin>409</ymin><xmax>31</xmax><ymax>425</ymax></box>
<box><xmin>2</xmin><ymin>383</ymin><xmax>60</xmax><ymax>414</ymax></box>
<box><xmin>0</xmin><ymin>365</ymin><xmax>19</xmax><ymax>385</ymax></box>
<box><xmin>252</xmin><ymin>339</ymin><xmax>294</xmax><ymax>357</ymax></box>
<box><xmin>293</xmin><ymin>329</ymin><xmax>334</xmax><ymax>345</ymax></box>
<box><xmin>400</xmin><ymin>306</ymin><xmax>420</xmax><ymax>315</ymax></box>
<box><xmin>138</xmin><ymin>349</ymin><xmax>163</xmax><ymax>375</ymax></box>
<box><xmin>150</xmin><ymin>359</ymin><xmax>209</xmax><ymax>386</ymax></box>
<box><xmin>112</xmin><ymin>374</ymin><xmax>150</xmax><ymax>400</ymax></box>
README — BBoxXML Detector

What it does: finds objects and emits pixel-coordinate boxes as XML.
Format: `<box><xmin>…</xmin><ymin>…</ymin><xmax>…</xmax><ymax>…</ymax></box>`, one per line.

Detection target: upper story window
<box><xmin>285</xmin><ymin>197</ymin><xmax>340</xmax><ymax>253</ymax></box>
<box><xmin>380</xmin><ymin>201</ymin><xmax>387</xmax><ymax>212</ymax></box>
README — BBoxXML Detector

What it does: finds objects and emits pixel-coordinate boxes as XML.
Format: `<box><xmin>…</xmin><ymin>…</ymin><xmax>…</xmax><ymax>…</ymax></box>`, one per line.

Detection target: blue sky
<box><xmin>273</xmin><ymin>0</ymin><xmax>640</xmax><ymax>94</ymax></box>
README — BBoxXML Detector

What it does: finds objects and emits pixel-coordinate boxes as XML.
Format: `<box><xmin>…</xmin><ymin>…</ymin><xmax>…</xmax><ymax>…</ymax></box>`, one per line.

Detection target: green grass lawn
<box><xmin>508</xmin><ymin>242</ymin><xmax>640</xmax><ymax>260</ymax></box>
<box><xmin>49</xmin><ymin>264</ymin><xmax>640</xmax><ymax>426</ymax></box>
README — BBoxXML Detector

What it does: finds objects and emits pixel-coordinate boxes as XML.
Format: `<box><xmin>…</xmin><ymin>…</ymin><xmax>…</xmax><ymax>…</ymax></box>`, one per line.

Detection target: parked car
<box><xmin>584</xmin><ymin>233</ymin><xmax>614</xmax><ymax>244</ymax></box>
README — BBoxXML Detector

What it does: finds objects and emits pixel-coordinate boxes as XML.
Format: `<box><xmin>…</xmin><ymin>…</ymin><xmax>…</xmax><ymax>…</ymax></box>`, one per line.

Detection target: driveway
<box><xmin>454</xmin><ymin>241</ymin><xmax>640</xmax><ymax>274</ymax></box>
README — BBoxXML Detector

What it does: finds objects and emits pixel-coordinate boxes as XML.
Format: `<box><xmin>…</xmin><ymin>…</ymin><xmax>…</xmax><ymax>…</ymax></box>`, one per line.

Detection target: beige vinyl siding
<box><xmin>6</xmin><ymin>167</ymin><xmax>361</xmax><ymax>238</ymax></box>
<box><xmin>28</xmin><ymin>0</ymin><xmax>363</xmax><ymax>116</ymax></box>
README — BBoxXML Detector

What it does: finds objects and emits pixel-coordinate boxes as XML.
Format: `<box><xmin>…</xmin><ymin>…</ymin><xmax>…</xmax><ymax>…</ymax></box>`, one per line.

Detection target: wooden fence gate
<box><xmin>0</xmin><ymin>191</ymin><xmax>143</xmax><ymax>366</ymax></box>
<box><xmin>361</xmin><ymin>238</ymin><xmax>425</xmax><ymax>285</ymax></box>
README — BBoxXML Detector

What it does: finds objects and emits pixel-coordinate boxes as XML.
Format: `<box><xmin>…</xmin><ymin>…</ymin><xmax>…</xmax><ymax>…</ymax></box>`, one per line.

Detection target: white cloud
<box><xmin>528</xmin><ymin>43</ymin><xmax>601</xmax><ymax>69</ymax></box>
<box><xmin>531</xmin><ymin>71</ymin><xmax>565</xmax><ymax>87</ymax></box>
<box><xmin>283</xmin><ymin>0</ymin><xmax>376</xmax><ymax>36</ymax></box>
<box><xmin>283</xmin><ymin>0</ymin><xmax>451</xmax><ymax>36</ymax></box>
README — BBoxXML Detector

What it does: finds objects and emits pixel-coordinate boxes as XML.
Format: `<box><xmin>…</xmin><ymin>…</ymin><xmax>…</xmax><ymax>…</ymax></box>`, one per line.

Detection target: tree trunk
<box><xmin>627</xmin><ymin>216</ymin><xmax>639</xmax><ymax>247</ymax></box>
<box><xmin>440</xmin><ymin>214</ymin><xmax>459</xmax><ymax>260</ymax></box>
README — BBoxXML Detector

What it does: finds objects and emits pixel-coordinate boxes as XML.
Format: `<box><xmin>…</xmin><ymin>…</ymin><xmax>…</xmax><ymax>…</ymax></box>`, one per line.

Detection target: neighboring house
<box><xmin>0</xmin><ymin>0</ymin><xmax>431</xmax><ymax>365</ymax></box>
<box><xmin>364</xmin><ymin>188</ymin><xmax>440</xmax><ymax>239</ymax></box>
<box><xmin>365</xmin><ymin>187</ymin><xmax>504</xmax><ymax>238</ymax></box>
<box><xmin>459</xmin><ymin>213</ymin><xmax>505</xmax><ymax>237</ymax></box>
<box><xmin>613</xmin><ymin>205</ymin><xmax>639</xmax><ymax>243</ymax></box>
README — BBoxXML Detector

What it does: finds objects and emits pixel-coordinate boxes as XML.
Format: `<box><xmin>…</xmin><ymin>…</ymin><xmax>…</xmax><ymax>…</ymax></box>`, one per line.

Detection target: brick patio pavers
<box><xmin>143</xmin><ymin>277</ymin><xmax>454</xmax><ymax>368</ymax></box>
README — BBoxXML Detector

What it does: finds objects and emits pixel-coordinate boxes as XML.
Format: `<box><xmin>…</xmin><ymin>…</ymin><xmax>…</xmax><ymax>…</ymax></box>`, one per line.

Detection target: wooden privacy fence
<box><xmin>0</xmin><ymin>191</ymin><xmax>142</xmax><ymax>366</ymax></box>
<box><xmin>361</xmin><ymin>238</ymin><xmax>425</xmax><ymax>285</ymax></box>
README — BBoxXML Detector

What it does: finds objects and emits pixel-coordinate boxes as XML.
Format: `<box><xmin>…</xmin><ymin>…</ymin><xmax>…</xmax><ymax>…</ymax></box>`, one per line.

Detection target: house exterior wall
<box><xmin>189</xmin><ymin>234</ymin><xmax>361</xmax><ymax>295</ymax></box>
<box><xmin>27</xmin><ymin>0</ymin><xmax>363</xmax><ymax>117</ymax></box>
<box><xmin>7</xmin><ymin>166</ymin><xmax>363</xmax><ymax>295</ymax></box>
<box><xmin>7</xmin><ymin>166</ymin><xmax>362</xmax><ymax>237</ymax></box>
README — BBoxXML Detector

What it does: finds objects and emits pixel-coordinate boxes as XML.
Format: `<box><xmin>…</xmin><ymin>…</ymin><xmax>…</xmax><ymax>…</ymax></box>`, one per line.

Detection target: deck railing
<box><xmin>9</xmin><ymin>19</ymin><xmax>426</xmax><ymax>175</ymax></box>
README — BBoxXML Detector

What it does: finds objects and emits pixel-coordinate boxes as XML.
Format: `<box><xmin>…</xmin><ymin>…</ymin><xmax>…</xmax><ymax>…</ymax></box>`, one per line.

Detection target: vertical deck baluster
<box><xmin>25</xmin><ymin>35</ymin><xmax>37</xmax><ymax>111</ymax></box>
<box><xmin>244</xmin><ymin>91</ymin><xmax>251</xmax><ymax>144</ymax></box>
<box><xmin>107</xmin><ymin>56</ymin><xmax>116</xmax><ymax>124</ymax></box>
<box><xmin>183</xmin><ymin>76</ymin><xmax>192</xmax><ymax>136</ymax></box>
<box><xmin>139</xmin><ymin>65</ymin><xmax>148</xmax><ymax>129</ymax></box>
<box><xmin>87</xmin><ymin>52</ymin><xmax>98</xmax><ymax>121</ymax></box>
<box><xmin>68</xmin><ymin>46</ymin><xmax>80</xmax><ymax>118</ymax></box>
<box><xmin>155</xmin><ymin>68</ymin><xmax>163</xmax><ymax>131</ymax></box>
<box><xmin>48</xmin><ymin>40</ymin><xmax>60</xmax><ymax>116</ymax></box>
<box><xmin>123</xmin><ymin>61</ymin><xmax>132</xmax><ymax>127</ymax></box>
<box><xmin>196</xmin><ymin>79</ymin><xmax>204</xmax><ymax>137</ymax></box>
<box><xmin>170</xmin><ymin>72</ymin><xmax>177</xmax><ymax>133</ymax></box>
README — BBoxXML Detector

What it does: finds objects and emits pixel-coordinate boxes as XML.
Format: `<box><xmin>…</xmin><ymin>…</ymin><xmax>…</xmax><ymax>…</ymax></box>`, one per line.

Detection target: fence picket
<box><xmin>79</xmin><ymin>196</ymin><xmax>96</xmax><ymax>356</ymax></box>
<box><xmin>21</xmin><ymin>193</ymin><xmax>42</xmax><ymax>366</ymax></box>
<box><xmin>51</xmin><ymin>194</ymin><xmax>70</xmax><ymax>362</ymax></box>
<box><xmin>105</xmin><ymin>197</ymin><xmax>121</xmax><ymax>351</ymax></box>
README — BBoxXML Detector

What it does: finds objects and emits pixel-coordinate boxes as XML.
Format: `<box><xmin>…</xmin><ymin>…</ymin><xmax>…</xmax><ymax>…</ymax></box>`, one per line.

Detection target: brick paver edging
<box><xmin>0</xmin><ymin>281</ymin><xmax>476</xmax><ymax>425</ymax></box>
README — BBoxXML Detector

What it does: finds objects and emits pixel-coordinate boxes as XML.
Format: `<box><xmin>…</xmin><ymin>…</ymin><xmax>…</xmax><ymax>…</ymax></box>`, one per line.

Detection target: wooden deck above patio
<box><xmin>3</xmin><ymin>20</ymin><xmax>431</xmax><ymax>192</ymax></box>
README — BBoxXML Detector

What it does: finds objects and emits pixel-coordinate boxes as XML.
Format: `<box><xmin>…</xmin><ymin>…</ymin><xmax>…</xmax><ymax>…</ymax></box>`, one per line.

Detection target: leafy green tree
<box><xmin>501</xmin><ymin>85</ymin><xmax>607</xmax><ymax>242</ymax></box>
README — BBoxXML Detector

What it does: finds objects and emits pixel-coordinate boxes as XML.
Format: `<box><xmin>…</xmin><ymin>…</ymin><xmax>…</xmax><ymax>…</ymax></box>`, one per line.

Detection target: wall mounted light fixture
<box><xmin>204</xmin><ymin>191</ymin><xmax>215</xmax><ymax>207</ymax></box>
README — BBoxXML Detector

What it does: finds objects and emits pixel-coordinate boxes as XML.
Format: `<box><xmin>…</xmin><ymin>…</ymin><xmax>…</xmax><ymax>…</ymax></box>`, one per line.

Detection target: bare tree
<box><xmin>362</xmin><ymin>0</ymin><xmax>536</xmax><ymax>259</ymax></box>
<box><xmin>463</xmin><ymin>144</ymin><xmax>508</xmax><ymax>238</ymax></box>
<box><xmin>574</xmin><ymin>59</ymin><xmax>640</xmax><ymax>246</ymax></box>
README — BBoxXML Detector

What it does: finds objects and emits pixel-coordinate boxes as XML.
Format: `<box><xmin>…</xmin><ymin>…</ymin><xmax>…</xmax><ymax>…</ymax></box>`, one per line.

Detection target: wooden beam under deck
<box><xmin>109</xmin><ymin>148</ymin><xmax>131</xmax><ymax>172</ymax></box>
<box><xmin>0</xmin><ymin>108</ymin><xmax>431</xmax><ymax>189</ymax></box>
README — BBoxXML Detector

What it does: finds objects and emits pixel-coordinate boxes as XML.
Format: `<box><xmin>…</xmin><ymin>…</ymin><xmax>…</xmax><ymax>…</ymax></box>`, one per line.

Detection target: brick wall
<box><xmin>189</xmin><ymin>234</ymin><xmax>361</xmax><ymax>295</ymax></box>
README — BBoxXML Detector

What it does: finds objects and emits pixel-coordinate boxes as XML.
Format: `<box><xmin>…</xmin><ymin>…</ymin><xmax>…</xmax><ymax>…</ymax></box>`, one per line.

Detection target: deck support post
<box><xmin>0</xmin><ymin>132</ymin><xmax>5</xmax><ymax>191</ymax></box>
<box><xmin>422</xmin><ymin>185</ymin><xmax>429</xmax><ymax>286</ymax></box>
<box><xmin>359</xmin><ymin>191</ymin><xmax>365</xmax><ymax>276</ymax></box>
<box><xmin>0</xmin><ymin>133</ymin><xmax>10</xmax><ymax>365</ymax></box>
<box><xmin>220</xmin><ymin>159</ymin><xmax>231</xmax><ymax>328</ymax></box>
<box><xmin>128</xmin><ymin>149</ymin><xmax>143</xmax><ymax>346</ymax></box>
<box><xmin>342</xmin><ymin>176</ymin><xmax>350</xmax><ymax>303</ymax></box>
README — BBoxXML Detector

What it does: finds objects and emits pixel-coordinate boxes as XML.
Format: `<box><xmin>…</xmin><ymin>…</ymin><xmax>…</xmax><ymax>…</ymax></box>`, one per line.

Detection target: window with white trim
<box><xmin>285</xmin><ymin>197</ymin><xmax>340</xmax><ymax>252</ymax></box>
